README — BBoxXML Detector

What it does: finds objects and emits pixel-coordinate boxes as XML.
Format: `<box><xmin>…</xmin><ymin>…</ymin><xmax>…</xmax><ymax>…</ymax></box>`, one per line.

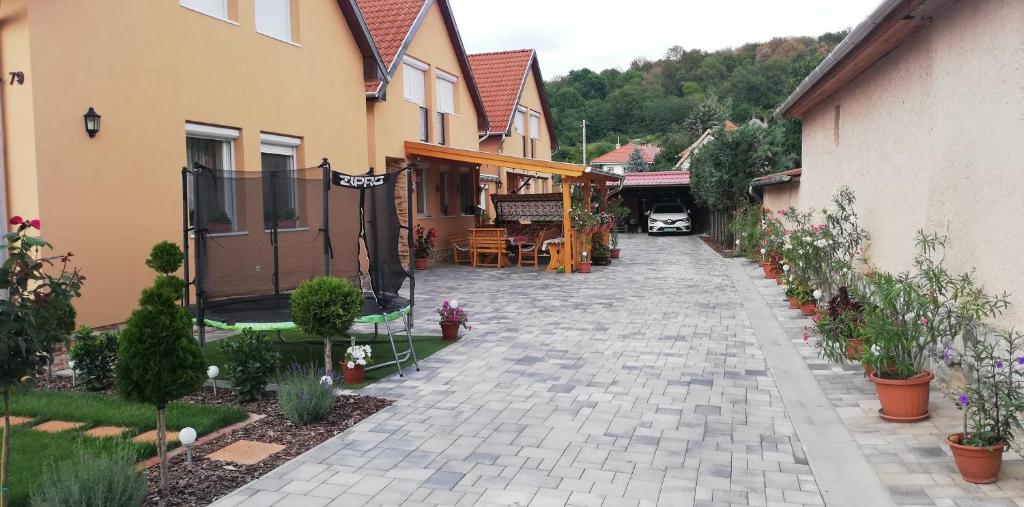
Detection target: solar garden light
<box><xmin>207</xmin><ymin>366</ymin><xmax>220</xmax><ymax>396</ymax></box>
<box><xmin>783</xmin><ymin>264</ymin><xmax>790</xmax><ymax>272</ymax></box>
<box><xmin>68</xmin><ymin>359</ymin><xmax>77</xmax><ymax>386</ymax></box>
<box><xmin>179</xmin><ymin>427</ymin><xmax>197</xmax><ymax>469</ymax></box>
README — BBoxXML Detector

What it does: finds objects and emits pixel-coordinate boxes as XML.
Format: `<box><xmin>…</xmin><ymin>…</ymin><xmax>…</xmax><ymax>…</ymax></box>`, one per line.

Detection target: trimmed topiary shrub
<box><xmin>30</xmin><ymin>443</ymin><xmax>147</xmax><ymax>507</ymax></box>
<box><xmin>277</xmin><ymin>365</ymin><xmax>335</xmax><ymax>425</ymax></box>
<box><xmin>116</xmin><ymin>242</ymin><xmax>205</xmax><ymax>500</ymax></box>
<box><xmin>220</xmin><ymin>329</ymin><xmax>280</xmax><ymax>402</ymax></box>
<box><xmin>68</xmin><ymin>327</ymin><xmax>119</xmax><ymax>391</ymax></box>
<box><xmin>290</xmin><ymin>277</ymin><xmax>363</xmax><ymax>372</ymax></box>
<box><xmin>145</xmin><ymin>240</ymin><xmax>185</xmax><ymax>275</ymax></box>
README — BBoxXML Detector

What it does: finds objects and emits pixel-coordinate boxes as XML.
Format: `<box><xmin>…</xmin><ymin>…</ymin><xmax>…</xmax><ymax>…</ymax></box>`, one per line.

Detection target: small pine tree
<box><xmin>116</xmin><ymin>241</ymin><xmax>205</xmax><ymax>503</ymax></box>
<box><xmin>625</xmin><ymin>146</ymin><xmax>649</xmax><ymax>173</ymax></box>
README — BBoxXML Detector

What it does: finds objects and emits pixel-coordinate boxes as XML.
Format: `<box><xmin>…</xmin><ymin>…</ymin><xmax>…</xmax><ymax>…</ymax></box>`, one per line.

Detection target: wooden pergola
<box><xmin>405</xmin><ymin>141</ymin><xmax>622</xmax><ymax>272</ymax></box>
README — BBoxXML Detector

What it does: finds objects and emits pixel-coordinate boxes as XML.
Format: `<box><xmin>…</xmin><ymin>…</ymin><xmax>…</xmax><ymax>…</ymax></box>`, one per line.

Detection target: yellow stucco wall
<box><xmin>796</xmin><ymin>0</ymin><xmax>1024</xmax><ymax>326</ymax></box>
<box><xmin>368</xmin><ymin>1</ymin><xmax>483</xmax><ymax>253</ymax></box>
<box><xmin>762</xmin><ymin>181</ymin><xmax>800</xmax><ymax>215</ymax></box>
<box><xmin>0</xmin><ymin>0</ymin><xmax>39</xmax><ymax>221</ymax></box>
<box><xmin>9</xmin><ymin>0</ymin><xmax>371</xmax><ymax>326</ymax></box>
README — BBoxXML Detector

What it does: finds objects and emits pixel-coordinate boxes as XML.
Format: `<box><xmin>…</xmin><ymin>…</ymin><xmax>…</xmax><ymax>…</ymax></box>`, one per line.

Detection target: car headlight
<box><xmin>648</xmin><ymin>218</ymin><xmax>657</xmax><ymax>224</ymax></box>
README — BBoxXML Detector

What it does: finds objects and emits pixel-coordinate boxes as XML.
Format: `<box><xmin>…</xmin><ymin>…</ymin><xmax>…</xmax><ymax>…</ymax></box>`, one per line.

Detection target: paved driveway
<box><xmin>213</xmin><ymin>235</ymin><xmax>826</xmax><ymax>506</ymax></box>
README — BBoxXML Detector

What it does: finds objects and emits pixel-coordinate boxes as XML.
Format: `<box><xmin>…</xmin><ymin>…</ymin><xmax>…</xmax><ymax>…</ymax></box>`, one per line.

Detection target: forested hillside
<box><xmin>545</xmin><ymin>32</ymin><xmax>847</xmax><ymax>168</ymax></box>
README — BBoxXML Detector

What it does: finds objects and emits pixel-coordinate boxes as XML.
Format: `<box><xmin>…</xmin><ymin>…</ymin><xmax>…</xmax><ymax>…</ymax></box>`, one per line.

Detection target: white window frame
<box><xmin>260</xmin><ymin>133</ymin><xmax>302</xmax><ymax>230</ymax></box>
<box><xmin>415</xmin><ymin>168</ymin><xmax>428</xmax><ymax>216</ymax></box>
<box><xmin>514</xmin><ymin>106</ymin><xmax>526</xmax><ymax>135</ymax></box>
<box><xmin>529</xmin><ymin>111</ymin><xmax>542</xmax><ymax>140</ymax></box>
<box><xmin>180</xmin><ymin>0</ymin><xmax>236</xmax><ymax>24</ymax></box>
<box><xmin>255</xmin><ymin>0</ymin><xmax>296</xmax><ymax>44</ymax></box>
<box><xmin>403</xmin><ymin>56</ymin><xmax>428</xmax><ymax>106</ymax></box>
<box><xmin>435</xmin><ymin>70</ymin><xmax>457</xmax><ymax>114</ymax></box>
<box><xmin>186</xmin><ymin>123</ymin><xmax>240</xmax><ymax>234</ymax></box>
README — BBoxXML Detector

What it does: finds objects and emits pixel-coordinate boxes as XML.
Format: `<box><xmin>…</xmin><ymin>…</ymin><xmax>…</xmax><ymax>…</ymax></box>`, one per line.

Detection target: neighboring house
<box><xmin>358</xmin><ymin>0</ymin><xmax>489</xmax><ymax>260</ymax></box>
<box><xmin>776</xmin><ymin>0</ymin><xmax>1024</xmax><ymax>326</ymax></box>
<box><xmin>591</xmin><ymin>143</ymin><xmax>661</xmax><ymax>175</ymax></box>
<box><xmin>0</xmin><ymin>0</ymin><xmax>386</xmax><ymax>326</ymax></box>
<box><xmin>672</xmin><ymin>119</ymin><xmax>767</xmax><ymax>171</ymax></box>
<box><xmin>470</xmin><ymin>49</ymin><xmax>558</xmax><ymax>220</ymax></box>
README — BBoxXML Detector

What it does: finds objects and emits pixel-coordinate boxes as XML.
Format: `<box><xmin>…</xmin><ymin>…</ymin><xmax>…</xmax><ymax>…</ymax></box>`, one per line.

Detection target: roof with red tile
<box><xmin>468</xmin><ymin>50</ymin><xmax>534</xmax><ymax>133</ymax></box>
<box><xmin>751</xmin><ymin>168</ymin><xmax>802</xmax><ymax>185</ymax></box>
<box><xmin>622</xmin><ymin>171</ymin><xmax>690</xmax><ymax>187</ymax></box>
<box><xmin>591</xmin><ymin>143</ymin><xmax>661</xmax><ymax>165</ymax></box>
<box><xmin>356</xmin><ymin>0</ymin><xmax>426</xmax><ymax>71</ymax></box>
<box><xmin>723</xmin><ymin>120</ymin><xmax>738</xmax><ymax>132</ymax></box>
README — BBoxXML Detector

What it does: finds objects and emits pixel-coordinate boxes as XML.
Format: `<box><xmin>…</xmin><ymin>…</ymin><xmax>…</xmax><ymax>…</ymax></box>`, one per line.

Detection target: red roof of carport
<box><xmin>622</xmin><ymin>171</ymin><xmax>690</xmax><ymax>187</ymax></box>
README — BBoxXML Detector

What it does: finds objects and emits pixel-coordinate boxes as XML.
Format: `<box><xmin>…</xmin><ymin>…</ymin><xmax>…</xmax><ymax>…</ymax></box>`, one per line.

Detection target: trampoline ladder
<box><xmin>365</xmin><ymin>313</ymin><xmax>419</xmax><ymax>377</ymax></box>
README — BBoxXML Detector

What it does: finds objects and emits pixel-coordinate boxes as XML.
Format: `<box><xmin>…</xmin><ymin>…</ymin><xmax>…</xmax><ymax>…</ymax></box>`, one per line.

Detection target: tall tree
<box><xmin>625</xmin><ymin>146</ymin><xmax>649</xmax><ymax>173</ymax></box>
<box><xmin>689</xmin><ymin>123</ymin><xmax>796</xmax><ymax>211</ymax></box>
<box><xmin>684</xmin><ymin>95</ymin><xmax>730</xmax><ymax>139</ymax></box>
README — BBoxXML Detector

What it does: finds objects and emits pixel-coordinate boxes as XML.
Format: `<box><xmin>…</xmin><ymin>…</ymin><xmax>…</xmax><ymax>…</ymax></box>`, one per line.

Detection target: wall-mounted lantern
<box><xmin>83</xmin><ymin>107</ymin><xmax>101</xmax><ymax>138</ymax></box>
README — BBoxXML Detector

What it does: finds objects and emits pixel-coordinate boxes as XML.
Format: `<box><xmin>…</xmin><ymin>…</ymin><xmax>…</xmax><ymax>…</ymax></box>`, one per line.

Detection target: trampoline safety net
<box><xmin>186</xmin><ymin>162</ymin><xmax>412</xmax><ymax>332</ymax></box>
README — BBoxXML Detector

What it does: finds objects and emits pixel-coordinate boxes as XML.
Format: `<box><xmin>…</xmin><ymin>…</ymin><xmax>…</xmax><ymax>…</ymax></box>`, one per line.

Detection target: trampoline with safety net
<box><xmin>182</xmin><ymin>159</ymin><xmax>418</xmax><ymax>375</ymax></box>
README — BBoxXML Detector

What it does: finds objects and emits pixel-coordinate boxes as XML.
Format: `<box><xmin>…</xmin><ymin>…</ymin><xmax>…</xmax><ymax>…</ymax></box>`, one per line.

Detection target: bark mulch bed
<box><xmin>144</xmin><ymin>388</ymin><xmax>392</xmax><ymax>506</ymax></box>
<box><xmin>36</xmin><ymin>376</ymin><xmax>392</xmax><ymax>506</ymax></box>
<box><xmin>699</xmin><ymin>234</ymin><xmax>737</xmax><ymax>258</ymax></box>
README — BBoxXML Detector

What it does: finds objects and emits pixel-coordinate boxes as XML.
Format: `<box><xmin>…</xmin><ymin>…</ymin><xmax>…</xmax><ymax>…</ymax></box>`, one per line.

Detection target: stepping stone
<box><xmin>1</xmin><ymin>416</ymin><xmax>32</xmax><ymax>428</ymax></box>
<box><xmin>132</xmin><ymin>430</ymin><xmax>179</xmax><ymax>444</ymax></box>
<box><xmin>206</xmin><ymin>440</ymin><xmax>285</xmax><ymax>465</ymax></box>
<box><xmin>33</xmin><ymin>420</ymin><xmax>85</xmax><ymax>433</ymax></box>
<box><xmin>85</xmin><ymin>426</ymin><xmax>130</xmax><ymax>438</ymax></box>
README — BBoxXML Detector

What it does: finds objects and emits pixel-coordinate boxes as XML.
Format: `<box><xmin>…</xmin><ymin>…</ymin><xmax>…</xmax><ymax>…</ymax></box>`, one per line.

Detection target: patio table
<box><xmin>541</xmin><ymin>237</ymin><xmax>564</xmax><ymax>271</ymax></box>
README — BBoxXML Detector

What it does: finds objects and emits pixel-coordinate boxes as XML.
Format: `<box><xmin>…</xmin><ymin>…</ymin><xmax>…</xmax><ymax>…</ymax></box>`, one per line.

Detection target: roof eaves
<box><xmin>337</xmin><ymin>0</ymin><xmax>389</xmax><ymax>89</ymax></box>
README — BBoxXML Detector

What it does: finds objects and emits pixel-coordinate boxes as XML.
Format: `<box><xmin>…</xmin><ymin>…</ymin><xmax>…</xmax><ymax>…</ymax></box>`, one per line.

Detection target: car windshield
<box><xmin>653</xmin><ymin>204</ymin><xmax>685</xmax><ymax>214</ymax></box>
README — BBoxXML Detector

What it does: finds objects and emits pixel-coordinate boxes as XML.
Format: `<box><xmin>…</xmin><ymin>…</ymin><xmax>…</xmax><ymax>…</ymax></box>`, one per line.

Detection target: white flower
<box><xmin>870</xmin><ymin>344</ymin><xmax>882</xmax><ymax>355</ymax></box>
<box><xmin>352</xmin><ymin>349</ymin><xmax>365</xmax><ymax>360</ymax></box>
<box><xmin>356</xmin><ymin>358</ymin><xmax>367</xmax><ymax>366</ymax></box>
<box><xmin>346</xmin><ymin>361</ymin><xmax>355</xmax><ymax>369</ymax></box>
<box><xmin>450</xmin><ymin>300</ymin><xmax>459</xmax><ymax>309</ymax></box>
<box><xmin>320</xmin><ymin>375</ymin><xmax>335</xmax><ymax>386</ymax></box>
<box><xmin>813</xmin><ymin>289</ymin><xmax>822</xmax><ymax>300</ymax></box>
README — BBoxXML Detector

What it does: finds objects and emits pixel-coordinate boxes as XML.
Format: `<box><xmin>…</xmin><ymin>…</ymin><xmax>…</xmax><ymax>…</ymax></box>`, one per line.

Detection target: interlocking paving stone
<box><xmin>1</xmin><ymin>416</ymin><xmax>32</xmax><ymax>427</ymax></box>
<box><xmin>32</xmin><ymin>420</ymin><xmax>84</xmax><ymax>433</ymax></box>
<box><xmin>206</xmin><ymin>440</ymin><xmax>286</xmax><ymax>465</ymax></box>
<box><xmin>84</xmin><ymin>425</ymin><xmax>130</xmax><ymax>438</ymax></box>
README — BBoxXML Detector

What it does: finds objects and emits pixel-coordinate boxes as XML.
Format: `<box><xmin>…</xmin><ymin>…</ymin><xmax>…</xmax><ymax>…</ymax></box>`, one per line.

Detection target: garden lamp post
<box><xmin>68</xmin><ymin>359</ymin><xmax>76</xmax><ymax>386</ymax></box>
<box><xmin>207</xmin><ymin>365</ymin><xmax>219</xmax><ymax>396</ymax></box>
<box><xmin>179</xmin><ymin>427</ymin><xmax>197</xmax><ymax>469</ymax></box>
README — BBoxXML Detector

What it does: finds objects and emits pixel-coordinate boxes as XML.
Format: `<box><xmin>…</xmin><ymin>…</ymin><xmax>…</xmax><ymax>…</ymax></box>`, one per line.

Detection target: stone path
<box><xmin>212</xmin><ymin>235</ymin><xmax>827</xmax><ymax>506</ymax></box>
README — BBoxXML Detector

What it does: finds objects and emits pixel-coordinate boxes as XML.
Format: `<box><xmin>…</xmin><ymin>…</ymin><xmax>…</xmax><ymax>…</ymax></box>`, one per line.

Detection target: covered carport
<box><xmin>615</xmin><ymin>171</ymin><xmax>702</xmax><ymax>233</ymax></box>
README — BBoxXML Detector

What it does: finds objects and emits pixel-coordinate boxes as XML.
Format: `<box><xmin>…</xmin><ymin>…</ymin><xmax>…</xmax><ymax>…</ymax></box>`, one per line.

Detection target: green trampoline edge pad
<box><xmin>200</xmin><ymin>305</ymin><xmax>411</xmax><ymax>331</ymax></box>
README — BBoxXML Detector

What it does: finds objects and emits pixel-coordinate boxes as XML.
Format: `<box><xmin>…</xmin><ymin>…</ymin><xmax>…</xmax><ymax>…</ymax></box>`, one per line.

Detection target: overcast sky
<box><xmin>449</xmin><ymin>0</ymin><xmax>881</xmax><ymax>78</ymax></box>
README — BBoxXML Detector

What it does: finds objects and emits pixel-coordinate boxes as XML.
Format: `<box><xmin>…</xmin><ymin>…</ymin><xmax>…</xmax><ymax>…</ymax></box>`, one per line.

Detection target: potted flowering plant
<box><xmin>577</xmin><ymin>251</ymin><xmax>591</xmax><ymax>273</ymax></box>
<box><xmin>414</xmin><ymin>225</ymin><xmax>436</xmax><ymax>270</ymax></box>
<box><xmin>814</xmin><ymin>287</ymin><xmax>866</xmax><ymax>364</ymax></box>
<box><xmin>341</xmin><ymin>344</ymin><xmax>373</xmax><ymax>384</ymax></box>
<box><xmin>275</xmin><ymin>207</ymin><xmax>299</xmax><ymax>229</ymax></box>
<box><xmin>948</xmin><ymin>329</ymin><xmax>1024</xmax><ymax>484</ymax></box>
<box><xmin>437</xmin><ymin>300</ymin><xmax>469</xmax><ymax>341</ymax></box>
<box><xmin>592</xmin><ymin>241</ymin><xmax>611</xmax><ymax>266</ymax></box>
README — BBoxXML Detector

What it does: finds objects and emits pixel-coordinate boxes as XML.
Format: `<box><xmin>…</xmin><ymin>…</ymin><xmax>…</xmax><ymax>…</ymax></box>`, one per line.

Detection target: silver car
<box><xmin>647</xmin><ymin>203</ymin><xmax>691</xmax><ymax>234</ymax></box>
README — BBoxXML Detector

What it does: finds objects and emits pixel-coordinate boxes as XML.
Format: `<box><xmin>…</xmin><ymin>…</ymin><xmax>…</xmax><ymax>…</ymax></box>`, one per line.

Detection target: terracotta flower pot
<box><xmin>415</xmin><ymin>258</ymin><xmax>429</xmax><ymax>270</ymax></box>
<box><xmin>946</xmin><ymin>433</ymin><xmax>1006</xmax><ymax>484</ymax></box>
<box><xmin>578</xmin><ymin>261</ymin><xmax>592</xmax><ymax>273</ymax></box>
<box><xmin>846</xmin><ymin>338</ymin><xmax>865</xmax><ymax>360</ymax></box>
<box><xmin>342</xmin><ymin>364</ymin><xmax>365</xmax><ymax>385</ymax></box>
<box><xmin>788</xmin><ymin>297</ymin><xmax>800</xmax><ymax>309</ymax></box>
<box><xmin>774</xmin><ymin>275</ymin><xmax>783</xmax><ymax>285</ymax></box>
<box><xmin>799</xmin><ymin>302</ymin><xmax>816</xmax><ymax>316</ymax></box>
<box><xmin>440</xmin><ymin>321</ymin><xmax>460</xmax><ymax>341</ymax></box>
<box><xmin>869</xmin><ymin>370</ymin><xmax>934</xmax><ymax>422</ymax></box>
<box><xmin>610</xmin><ymin>248</ymin><xmax>621</xmax><ymax>259</ymax></box>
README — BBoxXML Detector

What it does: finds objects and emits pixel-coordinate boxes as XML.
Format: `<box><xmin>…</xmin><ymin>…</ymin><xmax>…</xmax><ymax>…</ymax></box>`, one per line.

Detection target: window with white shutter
<box><xmin>514</xmin><ymin>108</ymin><xmax>525</xmax><ymax>134</ymax></box>
<box><xmin>402</xmin><ymin>59</ymin><xmax>427</xmax><ymax>106</ymax></box>
<box><xmin>255</xmin><ymin>0</ymin><xmax>292</xmax><ymax>42</ymax></box>
<box><xmin>436</xmin><ymin>77</ymin><xmax>455</xmax><ymax>114</ymax></box>
<box><xmin>529</xmin><ymin>112</ymin><xmax>541</xmax><ymax>139</ymax></box>
<box><xmin>181</xmin><ymin>0</ymin><xmax>228</xmax><ymax>19</ymax></box>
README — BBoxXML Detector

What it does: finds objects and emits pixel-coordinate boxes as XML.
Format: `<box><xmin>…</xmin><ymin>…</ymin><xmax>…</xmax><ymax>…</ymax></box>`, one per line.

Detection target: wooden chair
<box><xmin>450</xmin><ymin>233</ymin><xmax>471</xmax><ymax>265</ymax></box>
<box><xmin>518</xmin><ymin>229</ymin><xmax>556</xmax><ymax>268</ymax></box>
<box><xmin>471</xmin><ymin>228</ymin><xmax>508</xmax><ymax>268</ymax></box>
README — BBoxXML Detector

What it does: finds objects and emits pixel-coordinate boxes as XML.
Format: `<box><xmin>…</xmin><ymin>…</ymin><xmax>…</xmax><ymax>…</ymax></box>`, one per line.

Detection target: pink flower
<box><xmin>778</xmin><ymin>209</ymin><xmax>786</xmax><ymax>215</ymax></box>
<box><xmin>9</xmin><ymin>216</ymin><xmax>23</xmax><ymax>225</ymax></box>
<box><xmin>919</xmin><ymin>317</ymin><xmax>928</xmax><ymax>326</ymax></box>
<box><xmin>29</xmin><ymin>219</ymin><xmax>40</xmax><ymax>229</ymax></box>
<box><xmin>802</xmin><ymin>331</ymin><xmax>809</xmax><ymax>343</ymax></box>
<box><xmin>812</xmin><ymin>314</ymin><xmax>820</xmax><ymax>323</ymax></box>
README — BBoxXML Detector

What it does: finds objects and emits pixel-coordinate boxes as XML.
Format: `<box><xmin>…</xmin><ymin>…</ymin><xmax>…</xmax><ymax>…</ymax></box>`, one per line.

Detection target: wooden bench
<box><xmin>450</xmin><ymin>233</ymin><xmax>471</xmax><ymax>265</ymax></box>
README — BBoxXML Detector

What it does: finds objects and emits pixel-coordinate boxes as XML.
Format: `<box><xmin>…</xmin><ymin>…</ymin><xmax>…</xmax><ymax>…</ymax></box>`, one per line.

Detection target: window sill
<box><xmin>180</xmin><ymin>6</ymin><xmax>239</xmax><ymax>26</ymax></box>
<box><xmin>188</xmin><ymin>231</ymin><xmax>248</xmax><ymax>239</ymax></box>
<box><xmin>256</xmin><ymin>31</ymin><xmax>302</xmax><ymax>47</ymax></box>
<box><xmin>263</xmin><ymin>227</ymin><xmax>311</xmax><ymax>233</ymax></box>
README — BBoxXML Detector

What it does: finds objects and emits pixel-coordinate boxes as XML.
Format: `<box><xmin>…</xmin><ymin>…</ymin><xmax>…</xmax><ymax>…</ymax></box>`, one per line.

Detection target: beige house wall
<box><xmin>0</xmin><ymin>0</ymin><xmax>39</xmax><ymax>220</ymax></box>
<box><xmin>762</xmin><ymin>181</ymin><xmax>800</xmax><ymax>215</ymax></box>
<box><xmin>796</xmin><ymin>0</ymin><xmax>1024</xmax><ymax>326</ymax></box>
<box><xmin>4</xmin><ymin>0</ymin><xmax>371</xmax><ymax>326</ymax></box>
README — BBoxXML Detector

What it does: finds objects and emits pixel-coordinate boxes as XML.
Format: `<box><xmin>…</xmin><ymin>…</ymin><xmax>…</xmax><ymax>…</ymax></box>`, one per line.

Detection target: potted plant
<box><xmin>785</xmin><ymin>284</ymin><xmax>800</xmax><ymax>309</ymax></box>
<box><xmin>592</xmin><ymin>241</ymin><xmax>611</xmax><ymax>266</ymax></box>
<box><xmin>578</xmin><ymin>251</ymin><xmax>592</xmax><ymax>273</ymax></box>
<box><xmin>814</xmin><ymin>287</ymin><xmax>866</xmax><ymax>363</ymax></box>
<box><xmin>207</xmin><ymin>207</ymin><xmax>232</xmax><ymax>234</ymax></box>
<box><xmin>947</xmin><ymin>329</ymin><xmax>1024</xmax><ymax>484</ymax></box>
<box><xmin>341</xmin><ymin>344</ymin><xmax>373</xmax><ymax>384</ymax></box>
<box><xmin>275</xmin><ymin>207</ymin><xmax>299</xmax><ymax>229</ymax></box>
<box><xmin>414</xmin><ymin>225</ymin><xmax>436</xmax><ymax>270</ymax></box>
<box><xmin>799</xmin><ymin>288</ymin><xmax>819</xmax><ymax>316</ymax></box>
<box><xmin>437</xmin><ymin>300</ymin><xmax>469</xmax><ymax>341</ymax></box>
<box><xmin>608</xmin><ymin>198</ymin><xmax>630</xmax><ymax>258</ymax></box>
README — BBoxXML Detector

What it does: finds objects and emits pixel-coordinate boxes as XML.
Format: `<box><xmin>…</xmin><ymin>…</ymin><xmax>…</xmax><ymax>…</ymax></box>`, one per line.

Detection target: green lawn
<box><xmin>2</xmin><ymin>388</ymin><xmax>247</xmax><ymax>506</ymax></box>
<box><xmin>204</xmin><ymin>330</ymin><xmax>452</xmax><ymax>389</ymax></box>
